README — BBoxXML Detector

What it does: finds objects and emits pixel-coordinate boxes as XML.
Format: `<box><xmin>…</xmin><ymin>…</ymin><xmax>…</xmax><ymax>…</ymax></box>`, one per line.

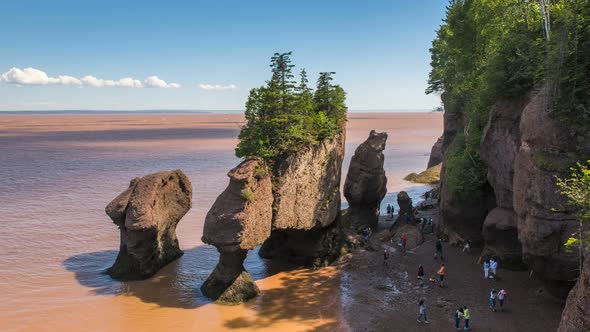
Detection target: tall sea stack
<box><xmin>343</xmin><ymin>130</ymin><xmax>388</xmax><ymax>229</ymax></box>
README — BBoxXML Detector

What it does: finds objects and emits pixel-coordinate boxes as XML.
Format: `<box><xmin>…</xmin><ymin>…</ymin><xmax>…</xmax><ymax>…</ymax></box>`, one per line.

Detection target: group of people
<box><xmin>385</xmin><ymin>204</ymin><xmax>395</xmax><ymax>218</ymax></box>
<box><xmin>489</xmin><ymin>288</ymin><xmax>508</xmax><ymax>312</ymax></box>
<box><xmin>483</xmin><ymin>258</ymin><xmax>499</xmax><ymax>279</ymax></box>
<box><xmin>453</xmin><ymin>306</ymin><xmax>472</xmax><ymax>330</ymax></box>
<box><xmin>418</xmin><ymin>217</ymin><xmax>433</xmax><ymax>233</ymax></box>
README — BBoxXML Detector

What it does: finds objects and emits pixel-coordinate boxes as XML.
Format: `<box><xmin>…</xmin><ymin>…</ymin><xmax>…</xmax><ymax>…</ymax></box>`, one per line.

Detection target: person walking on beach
<box><xmin>483</xmin><ymin>259</ymin><xmax>490</xmax><ymax>279</ymax></box>
<box><xmin>498</xmin><ymin>289</ymin><xmax>507</xmax><ymax>311</ymax></box>
<box><xmin>463</xmin><ymin>240</ymin><xmax>471</xmax><ymax>254</ymax></box>
<box><xmin>417</xmin><ymin>300</ymin><xmax>429</xmax><ymax>324</ymax></box>
<box><xmin>438</xmin><ymin>263</ymin><xmax>446</xmax><ymax>287</ymax></box>
<box><xmin>463</xmin><ymin>306</ymin><xmax>470</xmax><ymax>330</ymax></box>
<box><xmin>490</xmin><ymin>259</ymin><xmax>498</xmax><ymax>279</ymax></box>
<box><xmin>383</xmin><ymin>248</ymin><xmax>389</xmax><ymax>266</ymax></box>
<box><xmin>489</xmin><ymin>289</ymin><xmax>498</xmax><ymax>312</ymax></box>
<box><xmin>435</xmin><ymin>239</ymin><xmax>444</xmax><ymax>260</ymax></box>
<box><xmin>454</xmin><ymin>307</ymin><xmax>464</xmax><ymax>330</ymax></box>
<box><xmin>417</xmin><ymin>264</ymin><xmax>424</xmax><ymax>283</ymax></box>
<box><xmin>386</xmin><ymin>204</ymin><xmax>391</xmax><ymax>218</ymax></box>
<box><xmin>401</xmin><ymin>234</ymin><xmax>407</xmax><ymax>253</ymax></box>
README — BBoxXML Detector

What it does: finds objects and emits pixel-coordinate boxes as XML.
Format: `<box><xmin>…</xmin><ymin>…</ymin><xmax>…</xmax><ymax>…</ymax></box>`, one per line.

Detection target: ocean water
<box><xmin>0</xmin><ymin>112</ymin><xmax>442</xmax><ymax>331</ymax></box>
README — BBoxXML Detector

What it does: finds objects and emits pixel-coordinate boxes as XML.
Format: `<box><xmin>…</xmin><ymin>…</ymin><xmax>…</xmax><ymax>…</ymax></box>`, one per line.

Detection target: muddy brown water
<box><xmin>0</xmin><ymin>112</ymin><xmax>442</xmax><ymax>331</ymax></box>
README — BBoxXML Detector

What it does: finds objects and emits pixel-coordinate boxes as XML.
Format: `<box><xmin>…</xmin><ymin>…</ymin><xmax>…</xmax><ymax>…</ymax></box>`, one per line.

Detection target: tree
<box><xmin>556</xmin><ymin>160</ymin><xmax>590</xmax><ymax>275</ymax></box>
<box><xmin>235</xmin><ymin>52</ymin><xmax>347</xmax><ymax>161</ymax></box>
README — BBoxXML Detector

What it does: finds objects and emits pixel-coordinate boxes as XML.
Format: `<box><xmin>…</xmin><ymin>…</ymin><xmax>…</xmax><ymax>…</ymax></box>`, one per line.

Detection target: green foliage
<box><xmin>556</xmin><ymin>160</ymin><xmax>590</xmax><ymax>254</ymax></box>
<box><xmin>241</xmin><ymin>187</ymin><xmax>253</xmax><ymax>202</ymax></box>
<box><xmin>445</xmin><ymin>133</ymin><xmax>488</xmax><ymax>202</ymax></box>
<box><xmin>428</xmin><ymin>0</ymin><xmax>590</xmax><ymax>199</ymax></box>
<box><xmin>236</xmin><ymin>53</ymin><xmax>347</xmax><ymax>161</ymax></box>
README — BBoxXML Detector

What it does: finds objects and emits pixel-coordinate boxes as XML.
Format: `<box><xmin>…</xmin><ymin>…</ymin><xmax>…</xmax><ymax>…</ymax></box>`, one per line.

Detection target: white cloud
<box><xmin>1</xmin><ymin>67</ymin><xmax>180</xmax><ymax>89</ymax></box>
<box><xmin>199</xmin><ymin>83</ymin><xmax>238</xmax><ymax>91</ymax></box>
<box><xmin>144</xmin><ymin>75</ymin><xmax>181</xmax><ymax>88</ymax></box>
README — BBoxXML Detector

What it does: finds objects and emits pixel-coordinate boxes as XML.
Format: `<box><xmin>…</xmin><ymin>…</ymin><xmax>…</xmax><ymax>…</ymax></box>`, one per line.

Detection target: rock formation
<box><xmin>558</xmin><ymin>257</ymin><xmax>590</xmax><ymax>332</ymax></box>
<box><xmin>105</xmin><ymin>170</ymin><xmax>192</xmax><ymax>280</ymax></box>
<box><xmin>394</xmin><ymin>191</ymin><xmax>414</xmax><ymax>225</ymax></box>
<box><xmin>438</xmin><ymin>87</ymin><xmax>587</xmax><ymax>294</ymax></box>
<box><xmin>259</xmin><ymin>130</ymin><xmax>347</xmax><ymax>266</ymax></box>
<box><xmin>438</xmin><ymin>95</ymin><xmax>494</xmax><ymax>246</ymax></box>
<box><xmin>201</xmin><ymin>159</ymin><xmax>273</xmax><ymax>303</ymax></box>
<box><xmin>427</xmin><ymin>136</ymin><xmax>443</xmax><ymax>168</ymax></box>
<box><xmin>393</xmin><ymin>224</ymin><xmax>424</xmax><ymax>250</ymax></box>
<box><xmin>343</xmin><ymin>130</ymin><xmax>388</xmax><ymax>229</ymax></box>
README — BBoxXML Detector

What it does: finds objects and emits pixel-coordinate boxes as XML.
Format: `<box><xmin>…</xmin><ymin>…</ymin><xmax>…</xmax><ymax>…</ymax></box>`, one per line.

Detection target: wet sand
<box><xmin>0</xmin><ymin>112</ymin><xmax>442</xmax><ymax>332</ymax></box>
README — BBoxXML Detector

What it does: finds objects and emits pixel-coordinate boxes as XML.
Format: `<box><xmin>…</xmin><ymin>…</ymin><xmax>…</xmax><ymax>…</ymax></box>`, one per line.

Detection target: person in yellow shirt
<box><xmin>463</xmin><ymin>306</ymin><xmax>470</xmax><ymax>330</ymax></box>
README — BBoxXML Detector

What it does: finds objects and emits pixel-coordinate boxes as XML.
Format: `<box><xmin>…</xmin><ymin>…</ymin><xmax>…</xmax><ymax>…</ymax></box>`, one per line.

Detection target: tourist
<box><xmin>454</xmin><ymin>307</ymin><xmax>464</xmax><ymax>330</ymax></box>
<box><xmin>401</xmin><ymin>234</ymin><xmax>407</xmax><ymax>252</ymax></box>
<box><xmin>419</xmin><ymin>218</ymin><xmax>425</xmax><ymax>233</ymax></box>
<box><xmin>390</xmin><ymin>205</ymin><xmax>395</xmax><ymax>217</ymax></box>
<box><xmin>483</xmin><ymin>259</ymin><xmax>490</xmax><ymax>279</ymax></box>
<box><xmin>435</xmin><ymin>239</ymin><xmax>444</xmax><ymax>260</ymax></box>
<box><xmin>383</xmin><ymin>248</ymin><xmax>389</xmax><ymax>266</ymax></box>
<box><xmin>417</xmin><ymin>264</ymin><xmax>424</xmax><ymax>282</ymax></box>
<box><xmin>438</xmin><ymin>263</ymin><xmax>446</xmax><ymax>287</ymax></box>
<box><xmin>386</xmin><ymin>204</ymin><xmax>392</xmax><ymax>217</ymax></box>
<box><xmin>417</xmin><ymin>300</ymin><xmax>429</xmax><ymax>324</ymax></box>
<box><xmin>489</xmin><ymin>289</ymin><xmax>497</xmax><ymax>312</ymax></box>
<box><xmin>463</xmin><ymin>306</ymin><xmax>470</xmax><ymax>330</ymax></box>
<box><xmin>425</xmin><ymin>191</ymin><xmax>430</xmax><ymax>200</ymax></box>
<box><xmin>498</xmin><ymin>289</ymin><xmax>507</xmax><ymax>311</ymax></box>
<box><xmin>463</xmin><ymin>240</ymin><xmax>471</xmax><ymax>253</ymax></box>
<box><xmin>490</xmin><ymin>258</ymin><xmax>498</xmax><ymax>278</ymax></box>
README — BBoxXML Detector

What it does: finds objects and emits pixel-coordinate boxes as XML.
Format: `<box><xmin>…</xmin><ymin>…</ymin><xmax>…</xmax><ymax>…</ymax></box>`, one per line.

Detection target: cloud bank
<box><xmin>0</xmin><ymin>67</ymin><xmax>181</xmax><ymax>88</ymax></box>
<box><xmin>199</xmin><ymin>83</ymin><xmax>238</xmax><ymax>91</ymax></box>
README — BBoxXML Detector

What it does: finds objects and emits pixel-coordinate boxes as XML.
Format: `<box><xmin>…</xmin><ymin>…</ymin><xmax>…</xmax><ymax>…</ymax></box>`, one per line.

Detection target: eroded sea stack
<box><xmin>259</xmin><ymin>129</ymin><xmax>346</xmax><ymax>266</ymax></box>
<box><xmin>343</xmin><ymin>130</ymin><xmax>388</xmax><ymax>229</ymax></box>
<box><xmin>394</xmin><ymin>191</ymin><xmax>414</xmax><ymax>225</ymax></box>
<box><xmin>201</xmin><ymin>159</ymin><xmax>273</xmax><ymax>303</ymax></box>
<box><xmin>202</xmin><ymin>129</ymin><xmax>347</xmax><ymax>303</ymax></box>
<box><xmin>105</xmin><ymin>170</ymin><xmax>192</xmax><ymax>280</ymax></box>
<box><xmin>436</xmin><ymin>88</ymin><xmax>587</xmax><ymax>295</ymax></box>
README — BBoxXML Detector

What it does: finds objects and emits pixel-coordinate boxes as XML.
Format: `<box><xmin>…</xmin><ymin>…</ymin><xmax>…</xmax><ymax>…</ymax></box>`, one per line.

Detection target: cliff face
<box><xmin>438</xmin><ymin>96</ymin><xmax>494</xmax><ymax>245</ymax></box>
<box><xmin>427</xmin><ymin>136</ymin><xmax>443</xmax><ymax>168</ymax></box>
<box><xmin>558</xmin><ymin>257</ymin><xmax>590</xmax><ymax>332</ymax></box>
<box><xmin>259</xmin><ymin>129</ymin><xmax>347</xmax><ymax>265</ymax></box>
<box><xmin>438</xmin><ymin>88</ymin><xmax>586</xmax><ymax>295</ymax></box>
<box><xmin>512</xmin><ymin>90</ymin><xmax>580</xmax><ymax>292</ymax></box>
<box><xmin>105</xmin><ymin>170</ymin><xmax>192</xmax><ymax>280</ymax></box>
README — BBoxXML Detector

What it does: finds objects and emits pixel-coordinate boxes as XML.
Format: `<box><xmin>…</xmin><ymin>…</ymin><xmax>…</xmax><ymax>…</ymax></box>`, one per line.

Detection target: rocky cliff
<box><xmin>259</xmin><ymin>129</ymin><xmax>347</xmax><ymax>265</ymax></box>
<box><xmin>105</xmin><ymin>170</ymin><xmax>192</xmax><ymax>280</ymax></box>
<box><xmin>558</xmin><ymin>257</ymin><xmax>590</xmax><ymax>332</ymax></box>
<box><xmin>427</xmin><ymin>136</ymin><xmax>443</xmax><ymax>168</ymax></box>
<box><xmin>343</xmin><ymin>130</ymin><xmax>388</xmax><ymax>230</ymax></box>
<box><xmin>437</xmin><ymin>88</ymin><xmax>587</xmax><ymax>295</ymax></box>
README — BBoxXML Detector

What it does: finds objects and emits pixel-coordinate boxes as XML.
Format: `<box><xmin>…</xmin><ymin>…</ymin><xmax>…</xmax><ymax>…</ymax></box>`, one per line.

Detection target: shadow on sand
<box><xmin>62</xmin><ymin>245</ymin><xmax>290</xmax><ymax>309</ymax></box>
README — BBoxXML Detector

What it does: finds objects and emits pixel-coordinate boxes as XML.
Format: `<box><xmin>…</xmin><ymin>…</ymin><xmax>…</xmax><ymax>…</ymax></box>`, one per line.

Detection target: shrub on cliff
<box><xmin>235</xmin><ymin>52</ymin><xmax>347</xmax><ymax>161</ymax></box>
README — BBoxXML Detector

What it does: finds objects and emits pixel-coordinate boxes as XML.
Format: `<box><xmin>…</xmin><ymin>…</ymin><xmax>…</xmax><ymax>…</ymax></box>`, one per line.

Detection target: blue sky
<box><xmin>0</xmin><ymin>0</ymin><xmax>447</xmax><ymax>111</ymax></box>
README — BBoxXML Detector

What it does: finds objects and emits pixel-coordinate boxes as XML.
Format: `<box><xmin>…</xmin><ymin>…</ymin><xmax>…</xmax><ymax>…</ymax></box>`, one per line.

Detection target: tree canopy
<box><xmin>235</xmin><ymin>52</ymin><xmax>347</xmax><ymax>161</ymax></box>
<box><xmin>427</xmin><ymin>0</ymin><xmax>590</xmax><ymax>200</ymax></box>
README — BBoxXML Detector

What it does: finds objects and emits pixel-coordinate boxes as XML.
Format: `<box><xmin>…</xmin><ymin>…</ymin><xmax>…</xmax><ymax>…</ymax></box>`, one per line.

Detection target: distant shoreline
<box><xmin>0</xmin><ymin>109</ymin><xmax>437</xmax><ymax>115</ymax></box>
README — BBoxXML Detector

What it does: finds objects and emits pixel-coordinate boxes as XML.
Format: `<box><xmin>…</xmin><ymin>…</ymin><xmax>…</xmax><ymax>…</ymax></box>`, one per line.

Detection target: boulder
<box><xmin>343</xmin><ymin>130</ymin><xmax>388</xmax><ymax>229</ymax></box>
<box><xmin>394</xmin><ymin>191</ymin><xmax>414</xmax><ymax>225</ymax></box>
<box><xmin>105</xmin><ymin>170</ymin><xmax>192</xmax><ymax>280</ymax></box>
<box><xmin>427</xmin><ymin>136</ymin><xmax>443</xmax><ymax>168</ymax></box>
<box><xmin>558</xmin><ymin>257</ymin><xmax>590</xmax><ymax>332</ymax></box>
<box><xmin>201</xmin><ymin>159</ymin><xmax>273</xmax><ymax>303</ymax></box>
<box><xmin>393</xmin><ymin>224</ymin><xmax>424</xmax><ymax>249</ymax></box>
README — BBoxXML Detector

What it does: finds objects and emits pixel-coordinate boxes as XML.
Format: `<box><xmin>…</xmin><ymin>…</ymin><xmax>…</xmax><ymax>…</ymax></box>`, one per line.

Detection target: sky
<box><xmin>0</xmin><ymin>0</ymin><xmax>448</xmax><ymax>111</ymax></box>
